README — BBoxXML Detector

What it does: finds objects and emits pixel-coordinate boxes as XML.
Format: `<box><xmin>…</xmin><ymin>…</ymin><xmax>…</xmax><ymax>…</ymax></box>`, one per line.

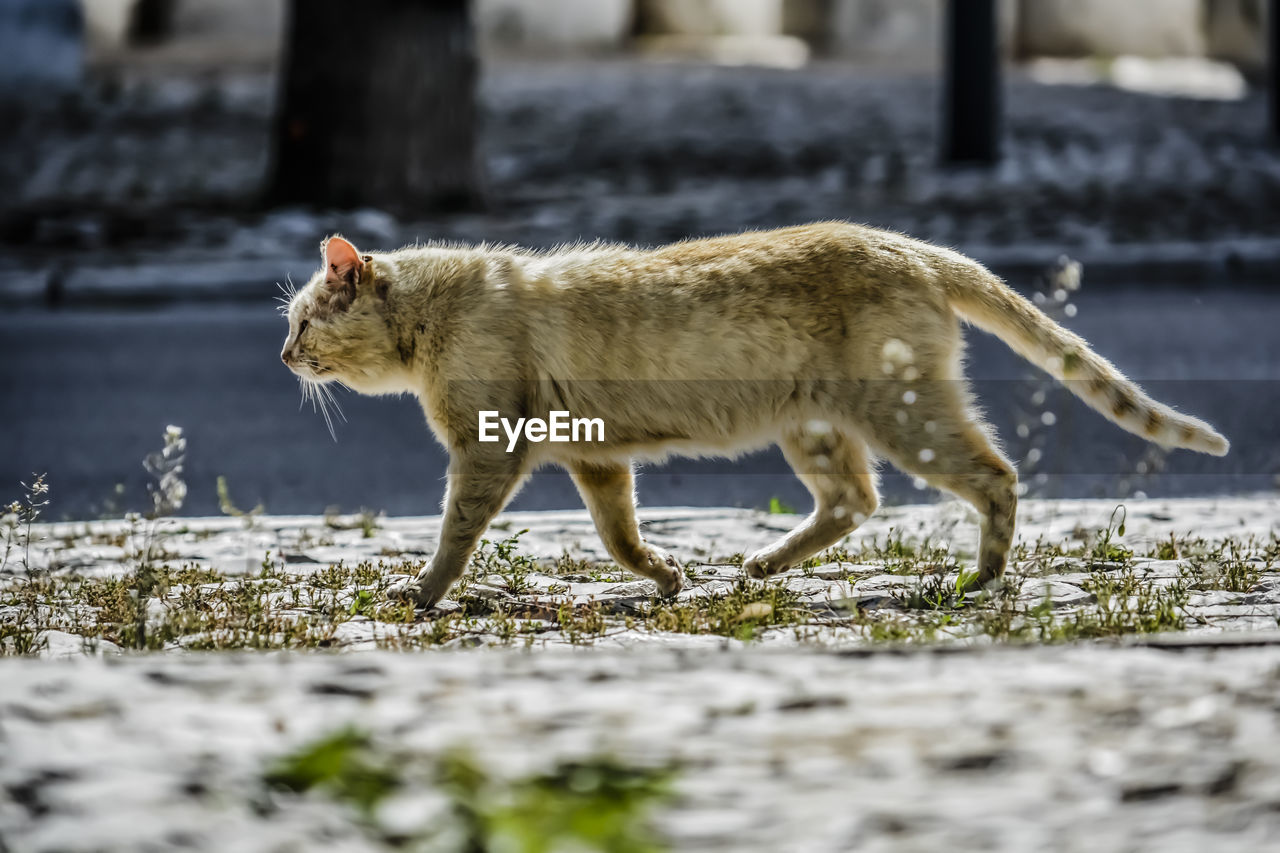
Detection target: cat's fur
<box><xmin>281</xmin><ymin>222</ymin><xmax>1228</xmax><ymax>608</ymax></box>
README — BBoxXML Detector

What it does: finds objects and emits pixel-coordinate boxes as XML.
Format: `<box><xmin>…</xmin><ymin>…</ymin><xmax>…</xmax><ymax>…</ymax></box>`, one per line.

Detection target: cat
<box><xmin>280</xmin><ymin>223</ymin><xmax>1228</xmax><ymax>609</ymax></box>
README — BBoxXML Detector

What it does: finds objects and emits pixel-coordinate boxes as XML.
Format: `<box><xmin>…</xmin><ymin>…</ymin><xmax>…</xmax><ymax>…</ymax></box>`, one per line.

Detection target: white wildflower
<box><xmin>1057</xmin><ymin>257</ymin><xmax>1083</xmax><ymax>291</ymax></box>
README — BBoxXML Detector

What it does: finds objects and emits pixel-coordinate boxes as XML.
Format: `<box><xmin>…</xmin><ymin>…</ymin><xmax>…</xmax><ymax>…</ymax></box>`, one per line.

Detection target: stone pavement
<box><xmin>2</xmin><ymin>643</ymin><xmax>1280</xmax><ymax>852</ymax></box>
<box><xmin>6</xmin><ymin>496</ymin><xmax>1280</xmax><ymax>651</ymax></box>
<box><xmin>2</xmin><ymin>497</ymin><xmax>1279</xmax><ymax>850</ymax></box>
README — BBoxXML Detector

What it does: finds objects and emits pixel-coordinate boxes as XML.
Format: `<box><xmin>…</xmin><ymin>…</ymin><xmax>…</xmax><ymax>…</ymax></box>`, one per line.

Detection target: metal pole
<box><xmin>1270</xmin><ymin>0</ymin><xmax>1279</xmax><ymax>145</ymax></box>
<box><xmin>943</xmin><ymin>0</ymin><xmax>1001</xmax><ymax>164</ymax></box>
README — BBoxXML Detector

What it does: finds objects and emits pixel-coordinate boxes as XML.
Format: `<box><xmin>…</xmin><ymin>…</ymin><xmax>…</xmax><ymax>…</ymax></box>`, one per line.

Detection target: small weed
<box><xmin>436</xmin><ymin>751</ymin><xmax>675</xmax><ymax>853</ymax></box>
<box><xmin>768</xmin><ymin>496</ymin><xmax>796</xmax><ymax>515</ymax></box>
<box><xmin>322</xmin><ymin>508</ymin><xmax>380</xmax><ymax>537</ymax></box>
<box><xmin>1152</xmin><ymin>534</ymin><xmax>1182</xmax><ymax>561</ymax></box>
<box><xmin>856</xmin><ymin>612</ymin><xmax>949</xmax><ymax>643</ymax></box>
<box><xmin>558</xmin><ymin>600</ymin><xmax>607</xmax><ymax>645</ymax></box>
<box><xmin>425</xmin><ymin>614</ymin><xmax>458</xmax><ymax>645</ymax></box>
<box><xmin>2</xmin><ymin>473</ymin><xmax>50</xmax><ymax>576</ymax></box>
<box><xmin>553</xmin><ymin>551</ymin><xmax>593</xmax><ymax>576</ymax></box>
<box><xmin>263</xmin><ymin>728</ymin><xmax>400</xmax><ymax>817</ymax></box>
<box><xmin>646</xmin><ymin>578</ymin><xmax>804</xmax><ymax>639</ymax></box>
<box><xmin>809</xmin><ymin>528</ymin><xmax>958</xmax><ymax>577</ymax></box>
<box><xmin>471</xmin><ymin>530</ymin><xmax>537</xmax><ymax>596</ymax></box>
<box><xmin>588</xmin><ymin>567</ymin><xmax>628</xmax><ymax>583</ymax></box>
<box><xmin>216</xmin><ymin>474</ymin><xmax>263</xmax><ymax>526</ymax></box>
<box><xmin>1087</xmin><ymin>505</ymin><xmax>1133</xmax><ymax>565</ymax></box>
<box><xmin>975</xmin><ymin>574</ymin><xmax>1039</xmax><ymax>642</ymax></box>
<box><xmin>1180</xmin><ymin>541</ymin><xmax>1265</xmax><ymax>593</ymax></box>
<box><xmin>348</xmin><ymin>589</ymin><xmax>376</xmax><ymax>617</ymax></box>
<box><xmin>892</xmin><ymin>571</ymin><xmax>972</xmax><ymax>612</ymax></box>
<box><xmin>1061</xmin><ymin>567</ymin><xmax>1189</xmax><ymax>639</ymax></box>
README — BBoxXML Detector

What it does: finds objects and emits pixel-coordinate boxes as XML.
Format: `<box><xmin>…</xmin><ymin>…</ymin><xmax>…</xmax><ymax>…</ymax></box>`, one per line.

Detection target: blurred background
<box><xmin>1</xmin><ymin>0</ymin><xmax>1277</xmax><ymax>519</ymax></box>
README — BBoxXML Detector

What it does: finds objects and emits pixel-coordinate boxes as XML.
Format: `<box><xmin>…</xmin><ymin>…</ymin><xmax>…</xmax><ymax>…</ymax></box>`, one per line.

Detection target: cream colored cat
<box><xmin>281</xmin><ymin>223</ymin><xmax>1228</xmax><ymax>609</ymax></box>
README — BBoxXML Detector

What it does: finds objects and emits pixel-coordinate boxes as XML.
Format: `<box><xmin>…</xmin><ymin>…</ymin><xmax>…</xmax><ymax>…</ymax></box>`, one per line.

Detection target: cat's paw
<box><xmin>652</xmin><ymin>554</ymin><xmax>685</xmax><ymax>598</ymax></box>
<box><xmin>386</xmin><ymin>576</ymin><xmax>418</xmax><ymax>602</ymax></box>
<box><xmin>387</xmin><ymin>575</ymin><xmax>448</xmax><ymax>611</ymax></box>
<box><xmin>743</xmin><ymin>552</ymin><xmax>789</xmax><ymax>579</ymax></box>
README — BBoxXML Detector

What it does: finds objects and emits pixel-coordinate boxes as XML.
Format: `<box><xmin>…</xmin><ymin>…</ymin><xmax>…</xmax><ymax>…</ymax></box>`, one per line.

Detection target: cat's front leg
<box><xmin>394</xmin><ymin>448</ymin><xmax>529</xmax><ymax>610</ymax></box>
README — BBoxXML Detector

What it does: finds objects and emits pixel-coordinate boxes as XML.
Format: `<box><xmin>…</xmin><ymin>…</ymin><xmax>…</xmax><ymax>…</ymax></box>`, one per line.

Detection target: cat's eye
<box><xmin>298</xmin><ymin>319</ymin><xmax>310</xmax><ymax>336</ymax></box>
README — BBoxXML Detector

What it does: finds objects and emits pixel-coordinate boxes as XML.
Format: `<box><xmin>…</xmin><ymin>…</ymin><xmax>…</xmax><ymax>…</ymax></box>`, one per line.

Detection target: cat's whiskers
<box><xmin>296</xmin><ymin>368</ymin><xmax>346</xmax><ymax>442</ymax></box>
<box><xmin>275</xmin><ymin>277</ymin><xmax>298</xmax><ymax>316</ymax></box>
<box><xmin>316</xmin><ymin>379</ymin><xmax>347</xmax><ymax>422</ymax></box>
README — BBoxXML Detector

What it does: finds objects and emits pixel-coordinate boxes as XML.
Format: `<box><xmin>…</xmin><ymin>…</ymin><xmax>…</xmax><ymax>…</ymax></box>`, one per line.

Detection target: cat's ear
<box><xmin>321</xmin><ymin>235</ymin><xmax>364</xmax><ymax>287</ymax></box>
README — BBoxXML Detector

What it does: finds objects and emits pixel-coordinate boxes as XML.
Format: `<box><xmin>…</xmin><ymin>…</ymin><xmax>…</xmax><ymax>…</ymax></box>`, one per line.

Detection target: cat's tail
<box><xmin>943</xmin><ymin>263</ymin><xmax>1229</xmax><ymax>456</ymax></box>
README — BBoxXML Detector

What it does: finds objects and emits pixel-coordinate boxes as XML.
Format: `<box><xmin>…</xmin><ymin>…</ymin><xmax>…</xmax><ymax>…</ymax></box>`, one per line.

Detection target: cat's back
<box><xmin>512</xmin><ymin>222</ymin><xmax>955</xmax><ymax>381</ymax></box>
<box><xmin>529</xmin><ymin>222</ymin><xmax>953</xmax><ymax>315</ymax></box>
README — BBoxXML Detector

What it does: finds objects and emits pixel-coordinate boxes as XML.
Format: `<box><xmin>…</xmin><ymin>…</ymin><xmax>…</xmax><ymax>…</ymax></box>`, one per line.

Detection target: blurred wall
<box><xmin>823</xmin><ymin>0</ymin><xmax>1020</xmax><ymax>67</ymax></box>
<box><xmin>1019</xmin><ymin>0</ymin><xmax>1205</xmax><ymax>57</ymax></box>
<box><xmin>638</xmin><ymin>0</ymin><xmax>785</xmax><ymax>36</ymax></box>
<box><xmin>83</xmin><ymin>0</ymin><xmax>633</xmax><ymax>55</ymax></box>
<box><xmin>83</xmin><ymin>0</ymin><xmax>132</xmax><ymax>50</ymax></box>
<box><xmin>477</xmin><ymin>0</ymin><xmax>631</xmax><ymax>50</ymax></box>
<box><xmin>83</xmin><ymin>0</ymin><xmax>282</xmax><ymax>57</ymax></box>
<box><xmin>77</xmin><ymin>0</ymin><xmax>1269</xmax><ymax>73</ymax></box>
<box><xmin>169</xmin><ymin>0</ymin><xmax>282</xmax><ymax>41</ymax></box>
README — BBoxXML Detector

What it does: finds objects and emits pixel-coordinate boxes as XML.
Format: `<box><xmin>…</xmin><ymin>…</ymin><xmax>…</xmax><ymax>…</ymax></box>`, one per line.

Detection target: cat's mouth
<box><xmin>289</xmin><ymin>361</ymin><xmax>334</xmax><ymax>381</ymax></box>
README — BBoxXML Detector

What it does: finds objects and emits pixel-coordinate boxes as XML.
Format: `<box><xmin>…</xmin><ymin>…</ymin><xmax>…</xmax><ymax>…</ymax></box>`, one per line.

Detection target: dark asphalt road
<box><xmin>2</xmin><ymin>289</ymin><xmax>1276</xmax><ymax>520</ymax></box>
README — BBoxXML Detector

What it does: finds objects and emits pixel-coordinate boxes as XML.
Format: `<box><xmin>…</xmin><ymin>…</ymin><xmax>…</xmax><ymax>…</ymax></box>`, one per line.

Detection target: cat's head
<box><xmin>280</xmin><ymin>235</ymin><xmax>405</xmax><ymax>394</ymax></box>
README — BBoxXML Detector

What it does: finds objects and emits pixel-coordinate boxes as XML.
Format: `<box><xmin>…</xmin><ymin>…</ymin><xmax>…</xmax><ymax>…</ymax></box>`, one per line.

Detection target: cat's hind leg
<box><xmin>569</xmin><ymin>460</ymin><xmax>684</xmax><ymax>597</ymax></box>
<box><xmin>744</xmin><ymin>426</ymin><xmax>879</xmax><ymax>578</ymax></box>
<box><xmin>865</xmin><ymin>382</ymin><xmax>1018</xmax><ymax>591</ymax></box>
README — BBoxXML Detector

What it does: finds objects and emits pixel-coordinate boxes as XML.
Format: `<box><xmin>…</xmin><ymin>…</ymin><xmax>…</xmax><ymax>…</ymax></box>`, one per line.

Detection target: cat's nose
<box><xmin>281</xmin><ymin>347</ymin><xmax>293</xmax><ymax>366</ymax></box>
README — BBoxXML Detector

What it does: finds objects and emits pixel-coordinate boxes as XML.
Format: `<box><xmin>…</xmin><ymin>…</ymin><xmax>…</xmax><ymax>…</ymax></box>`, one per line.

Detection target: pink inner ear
<box><xmin>324</xmin><ymin>236</ymin><xmax>363</xmax><ymax>285</ymax></box>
